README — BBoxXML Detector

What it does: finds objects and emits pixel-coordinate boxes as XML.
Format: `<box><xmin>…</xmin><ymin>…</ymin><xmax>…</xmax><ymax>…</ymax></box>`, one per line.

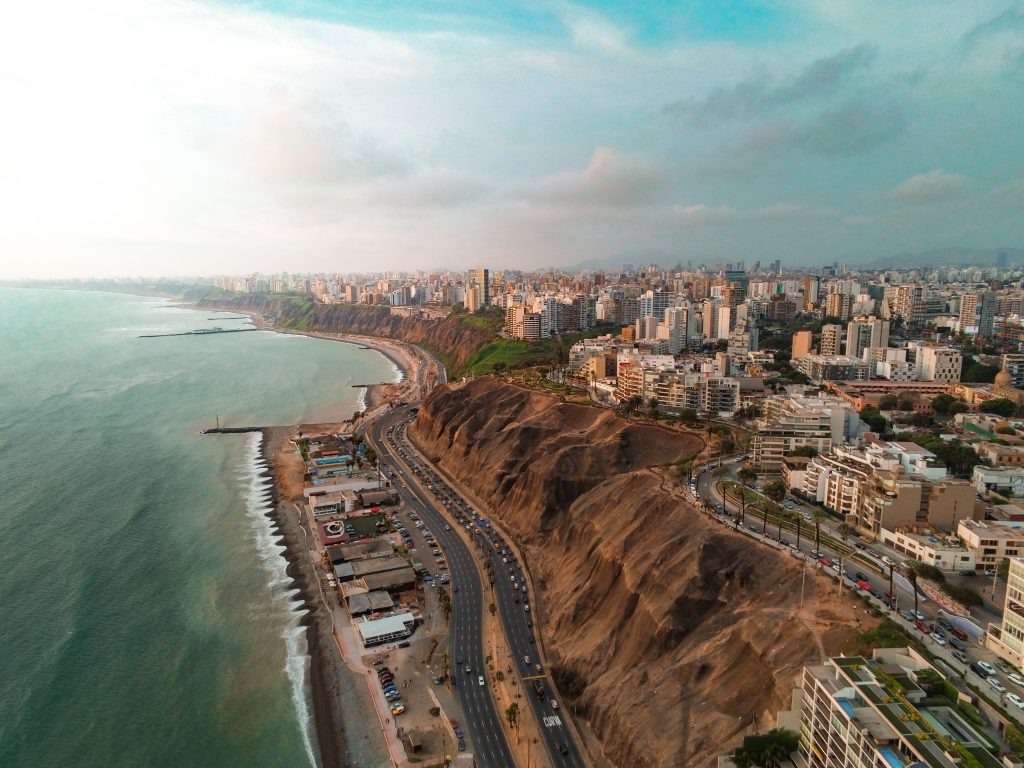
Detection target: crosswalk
<box><xmin>542</xmin><ymin>715</ymin><xmax>563</xmax><ymax>728</ymax></box>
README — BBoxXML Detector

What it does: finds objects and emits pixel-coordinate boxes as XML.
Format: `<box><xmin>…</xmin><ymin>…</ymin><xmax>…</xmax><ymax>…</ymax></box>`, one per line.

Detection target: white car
<box><xmin>989</xmin><ymin>678</ymin><xmax>1007</xmax><ymax>694</ymax></box>
<box><xmin>1009</xmin><ymin>673</ymin><xmax>1024</xmax><ymax>687</ymax></box>
<box><xmin>977</xmin><ymin>660</ymin><xmax>998</xmax><ymax>677</ymax></box>
<box><xmin>1009</xmin><ymin>693</ymin><xmax>1024</xmax><ymax>710</ymax></box>
<box><xmin>478</xmin><ymin>676</ymin><xmax>485</xmax><ymax>687</ymax></box>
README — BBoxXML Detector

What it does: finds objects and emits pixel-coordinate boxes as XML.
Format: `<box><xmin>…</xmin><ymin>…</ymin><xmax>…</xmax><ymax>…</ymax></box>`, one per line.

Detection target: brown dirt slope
<box><xmin>410</xmin><ymin>378</ymin><xmax>861</xmax><ymax>767</ymax></box>
<box><xmin>197</xmin><ymin>294</ymin><xmax>494</xmax><ymax>372</ymax></box>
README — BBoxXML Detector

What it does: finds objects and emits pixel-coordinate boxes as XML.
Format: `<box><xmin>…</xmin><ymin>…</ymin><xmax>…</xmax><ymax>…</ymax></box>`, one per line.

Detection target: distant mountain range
<box><xmin>862</xmin><ymin>247</ymin><xmax>1024</xmax><ymax>269</ymax></box>
<box><xmin>567</xmin><ymin>246</ymin><xmax>1023</xmax><ymax>272</ymax></box>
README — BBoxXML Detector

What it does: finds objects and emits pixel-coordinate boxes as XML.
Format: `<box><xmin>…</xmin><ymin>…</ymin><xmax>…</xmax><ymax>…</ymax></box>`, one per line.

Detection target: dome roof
<box><xmin>996</xmin><ymin>368</ymin><xmax>1013</xmax><ymax>387</ymax></box>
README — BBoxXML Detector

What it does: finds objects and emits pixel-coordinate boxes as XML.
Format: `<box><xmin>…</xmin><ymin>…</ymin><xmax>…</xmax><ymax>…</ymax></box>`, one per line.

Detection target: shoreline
<box><xmin>257</xmin><ymin>426</ymin><xmax>348</xmax><ymax>768</ymax></box>
<box><xmin>193</xmin><ymin>301</ymin><xmax>425</xmax><ymax>767</ymax></box>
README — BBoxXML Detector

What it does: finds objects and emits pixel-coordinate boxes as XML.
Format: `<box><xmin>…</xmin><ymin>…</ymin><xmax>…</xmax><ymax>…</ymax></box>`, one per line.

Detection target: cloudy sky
<box><xmin>2</xmin><ymin>0</ymin><xmax>1024</xmax><ymax>277</ymax></box>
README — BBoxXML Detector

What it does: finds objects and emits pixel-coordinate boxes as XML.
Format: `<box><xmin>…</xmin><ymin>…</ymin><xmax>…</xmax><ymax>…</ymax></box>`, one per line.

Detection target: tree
<box><xmin>879</xmin><ymin>393</ymin><xmax>899</xmax><ymax>410</ymax></box>
<box><xmin>764</xmin><ymin>480</ymin><xmax>787</xmax><ymax>504</ymax></box>
<box><xmin>910</xmin><ymin>412</ymin><xmax>933</xmax><ymax>428</ymax></box>
<box><xmin>505</xmin><ymin>702</ymin><xmax>520</xmax><ymax>734</ymax></box>
<box><xmin>930</xmin><ymin>393</ymin><xmax>957</xmax><ymax>415</ymax></box>
<box><xmin>888</xmin><ymin>563</ymin><xmax>895</xmax><ymax>604</ymax></box>
<box><xmin>896</xmin><ymin>392</ymin><xmax>918</xmax><ymax>411</ymax></box>
<box><xmin>812</xmin><ymin>509</ymin><xmax>827</xmax><ymax>555</ymax></box>
<box><xmin>647</xmin><ymin>397</ymin><xmax>659</xmax><ymax>420</ymax></box>
<box><xmin>623</xmin><ymin>394</ymin><xmax>643</xmax><ymax>415</ymax></box>
<box><xmin>785</xmin><ymin>445</ymin><xmax>819</xmax><ymax>458</ymax></box>
<box><xmin>860</xmin><ymin>407</ymin><xmax>887</xmax><ymax>433</ymax></box>
<box><xmin>907</xmin><ymin>566</ymin><xmax>920</xmax><ymax>621</ymax></box>
<box><xmin>981</xmin><ymin>398</ymin><xmax>1016</xmax><ymax>417</ymax></box>
<box><xmin>679</xmin><ymin>408</ymin><xmax>699</xmax><ymax>425</ymax></box>
<box><xmin>737</xmin><ymin>468</ymin><xmax>757</xmax><ymax>529</ymax></box>
<box><xmin>732</xmin><ymin>728</ymin><xmax>800</xmax><ymax>768</ymax></box>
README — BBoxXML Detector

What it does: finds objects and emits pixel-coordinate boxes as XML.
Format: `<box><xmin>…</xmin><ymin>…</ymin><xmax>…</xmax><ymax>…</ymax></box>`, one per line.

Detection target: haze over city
<box><xmin>3</xmin><ymin>0</ymin><xmax>1024</xmax><ymax>278</ymax></box>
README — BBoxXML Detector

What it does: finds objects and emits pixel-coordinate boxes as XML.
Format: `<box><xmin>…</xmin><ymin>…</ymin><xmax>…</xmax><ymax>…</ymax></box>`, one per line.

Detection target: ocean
<box><xmin>0</xmin><ymin>288</ymin><xmax>396</xmax><ymax>768</ymax></box>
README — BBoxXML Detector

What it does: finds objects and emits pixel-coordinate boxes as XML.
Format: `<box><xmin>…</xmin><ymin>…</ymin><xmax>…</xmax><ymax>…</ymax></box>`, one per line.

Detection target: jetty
<box><xmin>202</xmin><ymin>426</ymin><xmax>264</xmax><ymax>435</ymax></box>
<box><xmin>138</xmin><ymin>328</ymin><xmax>258</xmax><ymax>338</ymax></box>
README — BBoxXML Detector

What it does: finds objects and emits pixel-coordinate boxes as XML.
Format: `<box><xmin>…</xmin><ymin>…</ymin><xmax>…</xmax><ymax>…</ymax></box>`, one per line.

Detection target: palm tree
<box><xmin>505</xmin><ymin>703</ymin><xmax>520</xmax><ymax>740</ymax></box>
<box><xmin>812</xmin><ymin>509</ymin><xmax>826</xmax><ymax>556</ymax></box>
<box><xmin>888</xmin><ymin>563</ymin><xmax>895</xmax><ymax>604</ymax></box>
<box><xmin>647</xmin><ymin>397</ymin><xmax>659</xmax><ymax>421</ymax></box>
<box><xmin>907</xmin><ymin>566</ymin><xmax>920</xmax><ymax>620</ymax></box>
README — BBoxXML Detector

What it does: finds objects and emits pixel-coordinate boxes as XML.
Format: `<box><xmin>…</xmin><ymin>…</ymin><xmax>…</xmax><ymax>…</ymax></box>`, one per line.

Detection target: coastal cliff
<box><xmin>197</xmin><ymin>294</ymin><xmax>497</xmax><ymax>372</ymax></box>
<box><xmin>410</xmin><ymin>378</ymin><xmax>865</xmax><ymax>767</ymax></box>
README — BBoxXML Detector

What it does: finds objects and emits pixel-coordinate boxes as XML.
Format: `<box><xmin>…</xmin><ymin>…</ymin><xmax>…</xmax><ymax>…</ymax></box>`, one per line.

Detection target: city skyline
<box><xmin>3</xmin><ymin>1</ymin><xmax>1024</xmax><ymax>278</ymax></box>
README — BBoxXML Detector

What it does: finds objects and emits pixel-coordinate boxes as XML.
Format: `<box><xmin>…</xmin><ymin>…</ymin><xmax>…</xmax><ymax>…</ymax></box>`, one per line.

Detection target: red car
<box><xmin>916</xmin><ymin>619</ymin><xmax>931</xmax><ymax>634</ymax></box>
<box><xmin>818</xmin><ymin>558</ymin><xmax>831</xmax><ymax>567</ymax></box>
<box><xmin>856</xmin><ymin>580</ymin><xmax>871</xmax><ymax>591</ymax></box>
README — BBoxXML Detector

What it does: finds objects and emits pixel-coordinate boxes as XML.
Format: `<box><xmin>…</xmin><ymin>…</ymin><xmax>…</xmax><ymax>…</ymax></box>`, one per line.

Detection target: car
<box><xmin>855</xmin><ymin>572</ymin><xmax>869</xmax><ymax>582</ymax></box>
<box><xmin>557</xmin><ymin>742</ymin><xmax>569</xmax><ymax>756</ymax></box>
<box><xmin>550</xmin><ymin>699</ymin><xmax>560</xmax><ymax>710</ymax></box>
<box><xmin>915</xmin><ymin>620</ymin><xmax>931</xmax><ymax>634</ymax></box>
<box><xmin>1009</xmin><ymin>673</ymin><xmax>1024</xmax><ymax>687</ymax></box>
<box><xmin>954</xmin><ymin>649</ymin><xmax>969</xmax><ymax>663</ymax></box>
<box><xmin>988</xmin><ymin>677</ymin><xmax>1007</xmax><ymax>694</ymax></box>
<box><xmin>1010</xmin><ymin>693</ymin><xmax>1024</xmax><ymax>709</ymax></box>
<box><xmin>818</xmin><ymin>558</ymin><xmax>831</xmax><ymax>568</ymax></box>
<box><xmin>975</xmin><ymin>660</ymin><xmax>998</xmax><ymax>677</ymax></box>
<box><xmin>524</xmin><ymin>604</ymin><xmax>530</xmax><ymax>612</ymax></box>
<box><xmin>391</xmin><ymin>704</ymin><xmax>406</xmax><ymax>715</ymax></box>
<box><xmin>854</xmin><ymin>542</ymin><xmax>866</xmax><ymax>550</ymax></box>
<box><xmin>478</xmin><ymin>676</ymin><xmax>485</xmax><ymax>687</ymax></box>
<box><xmin>898</xmin><ymin>608</ymin><xmax>915</xmax><ymax>621</ymax></box>
<box><xmin>932</xmin><ymin>635</ymin><xmax>946</xmax><ymax>646</ymax></box>
<box><xmin>949</xmin><ymin>637</ymin><xmax>966</xmax><ymax>652</ymax></box>
<box><xmin>524</xmin><ymin>655</ymin><xmax>531</xmax><ymax>665</ymax></box>
<box><xmin>377</xmin><ymin>667</ymin><xmax>391</xmax><ymax>676</ymax></box>
<box><xmin>397</xmin><ymin>641</ymin><xmax>411</xmax><ymax>648</ymax></box>
<box><xmin>465</xmin><ymin>665</ymin><xmax>472</xmax><ymax>674</ymax></box>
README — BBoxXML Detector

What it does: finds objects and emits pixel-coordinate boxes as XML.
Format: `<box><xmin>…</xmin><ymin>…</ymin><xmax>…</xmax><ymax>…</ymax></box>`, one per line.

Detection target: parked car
<box><xmin>974</xmin><ymin>660</ymin><xmax>998</xmax><ymax>677</ymax></box>
<box><xmin>915</xmin><ymin>619</ymin><xmax>931</xmax><ymax>634</ymax></box>
<box><xmin>1009</xmin><ymin>693</ymin><xmax>1024</xmax><ymax>710</ymax></box>
<box><xmin>1009</xmin><ymin>673</ymin><xmax>1024</xmax><ymax>687</ymax></box>
<box><xmin>988</xmin><ymin>677</ymin><xmax>1006</xmax><ymax>694</ymax></box>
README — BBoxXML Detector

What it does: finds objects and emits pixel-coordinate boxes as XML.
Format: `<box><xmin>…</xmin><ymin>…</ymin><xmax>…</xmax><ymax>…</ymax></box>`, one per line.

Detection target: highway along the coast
<box><xmin>367</xmin><ymin>406</ymin><xmax>517</xmax><ymax>768</ymax></box>
<box><xmin>372</xmin><ymin>404</ymin><xmax>589</xmax><ymax>768</ymax></box>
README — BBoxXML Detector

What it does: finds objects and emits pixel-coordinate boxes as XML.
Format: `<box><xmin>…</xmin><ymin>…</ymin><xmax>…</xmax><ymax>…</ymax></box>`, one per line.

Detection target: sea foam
<box><xmin>241</xmin><ymin>432</ymin><xmax>319</xmax><ymax>768</ymax></box>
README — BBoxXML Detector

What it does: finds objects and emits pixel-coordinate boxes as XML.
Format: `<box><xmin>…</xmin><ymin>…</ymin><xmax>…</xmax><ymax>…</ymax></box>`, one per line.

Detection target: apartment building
<box><xmin>788</xmin><ymin>651</ymin><xmax>992</xmax><ymax>768</ymax></box>
<box><xmin>918</xmin><ymin>347</ymin><xmax>962</xmax><ymax>383</ymax></box>
<box><xmin>820</xmin><ymin>324</ymin><xmax>842</xmax><ymax>356</ymax></box>
<box><xmin>958</xmin><ymin>520</ymin><xmax>1024</xmax><ymax>572</ymax></box>
<box><xmin>619</xmin><ymin>362</ymin><xmax>740</xmax><ymax>415</ymax></box>
<box><xmin>845</xmin><ymin>316</ymin><xmax>889</xmax><ymax>359</ymax></box>
<box><xmin>750</xmin><ymin>391</ymin><xmax>862</xmax><ymax>472</ymax></box>
<box><xmin>988</xmin><ymin>557</ymin><xmax>1024</xmax><ymax>669</ymax></box>
<box><xmin>794</xmin><ymin>355</ymin><xmax>871</xmax><ymax>382</ymax></box>
<box><xmin>973</xmin><ymin>465</ymin><xmax>1024</xmax><ymax>498</ymax></box>
<box><xmin>792</xmin><ymin>330</ymin><xmax>813</xmax><ymax>359</ymax></box>
<box><xmin>801</xmin><ymin>442</ymin><xmax>975</xmax><ymax>539</ymax></box>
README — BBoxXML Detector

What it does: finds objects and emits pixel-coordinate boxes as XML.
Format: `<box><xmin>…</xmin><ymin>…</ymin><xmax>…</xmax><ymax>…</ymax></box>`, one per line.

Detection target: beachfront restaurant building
<box><xmin>355</xmin><ymin>612</ymin><xmax>416</xmax><ymax>647</ymax></box>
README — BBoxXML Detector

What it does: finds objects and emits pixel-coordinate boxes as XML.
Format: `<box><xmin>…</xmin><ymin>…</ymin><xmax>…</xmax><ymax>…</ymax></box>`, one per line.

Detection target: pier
<box><xmin>201</xmin><ymin>426</ymin><xmax>264</xmax><ymax>435</ymax></box>
<box><xmin>138</xmin><ymin>328</ymin><xmax>258</xmax><ymax>338</ymax></box>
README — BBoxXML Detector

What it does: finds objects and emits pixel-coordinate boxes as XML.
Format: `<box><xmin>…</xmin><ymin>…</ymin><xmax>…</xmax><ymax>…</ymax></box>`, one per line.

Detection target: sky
<box><xmin>1</xmin><ymin>0</ymin><xmax>1024</xmax><ymax>278</ymax></box>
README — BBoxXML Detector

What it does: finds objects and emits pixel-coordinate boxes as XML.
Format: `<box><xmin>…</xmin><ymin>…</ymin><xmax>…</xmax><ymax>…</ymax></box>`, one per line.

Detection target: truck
<box><xmin>533</xmin><ymin>680</ymin><xmax>545</xmax><ymax>700</ymax></box>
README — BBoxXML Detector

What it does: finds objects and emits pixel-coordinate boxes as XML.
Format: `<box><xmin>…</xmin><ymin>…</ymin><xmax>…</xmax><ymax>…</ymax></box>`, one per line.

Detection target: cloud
<box><xmin>523</xmin><ymin>147</ymin><xmax>668</xmax><ymax>208</ymax></box>
<box><xmin>243</xmin><ymin>86</ymin><xmax>407</xmax><ymax>186</ymax></box>
<box><xmin>793</xmin><ymin>100</ymin><xmax>906</xmax><ymax>155</ymax></box>
<box><xmin>887</xmin><ymin>170</ymin><xmax>968</xmax><ymax>202</ymax></box>
<box><xmin>556</xmin><ymin>3</ymin><xmax>628</xmax><ymax>53</ymax></box>
<box><xmin>672</xmin><ymin>202</ymin><xmax>833</xmax><ymax>225</ymax></box>
<box><xmin>962</xmin><ymin>4</ymin><xmax>1024</xmax><ymax>47</ymax></box>
<box><xmin>663</xmin><ymin>43</ymin><xmax>877</xmax><ymax>124</ymax></box>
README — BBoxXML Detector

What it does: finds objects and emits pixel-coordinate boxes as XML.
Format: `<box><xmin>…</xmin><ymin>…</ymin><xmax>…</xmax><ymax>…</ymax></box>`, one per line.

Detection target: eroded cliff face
<box><xmin>197</xmin><ymin>295</ymin><xmax>494</xmax><ymax>372</ymax></box>
<box><xmin>411</xmin><ymin>378</ymin><xmax>860</xmax><ymax>767</ymax></box>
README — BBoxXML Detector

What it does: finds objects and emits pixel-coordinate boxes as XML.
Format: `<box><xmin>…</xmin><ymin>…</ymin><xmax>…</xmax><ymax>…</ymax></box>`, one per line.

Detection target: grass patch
<box><xmin>461</xmin><ymin>327</ymin><xmax>612</xmax><ymax>375</ymax></box>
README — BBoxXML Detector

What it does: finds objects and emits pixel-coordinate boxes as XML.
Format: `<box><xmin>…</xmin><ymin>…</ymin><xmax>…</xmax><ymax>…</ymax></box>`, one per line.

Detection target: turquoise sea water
<box><xmin>0</xmin><ymin>289</ymin><xmax>395</xmax><ymax>768</ymax></box>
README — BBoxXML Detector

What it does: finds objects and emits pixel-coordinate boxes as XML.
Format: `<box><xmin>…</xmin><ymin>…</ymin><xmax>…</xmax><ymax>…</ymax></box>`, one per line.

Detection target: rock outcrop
<box><xmin>411</xmin><ymin>378</ymin><xmax>862</xmax><ymax>767</ymax></box>
<box><xmin>197</xmin><ymin>295</ymin><xmax>496</xmax><ymax>372</ymax></box>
